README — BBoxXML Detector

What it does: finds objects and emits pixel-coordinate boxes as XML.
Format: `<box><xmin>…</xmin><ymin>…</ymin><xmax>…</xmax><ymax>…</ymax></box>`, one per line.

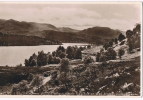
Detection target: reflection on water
<box><xmin>0</xmin><ymin>43</ymin><xmax>88</xmax><ymax>66</ymax></box>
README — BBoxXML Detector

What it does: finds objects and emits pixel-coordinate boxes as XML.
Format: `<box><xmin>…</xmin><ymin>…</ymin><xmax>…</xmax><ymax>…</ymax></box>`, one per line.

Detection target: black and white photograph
<box><xmin>0</xmin><ymin>2</ymin><xmax>141</xmax><ymax>96</ymax></box>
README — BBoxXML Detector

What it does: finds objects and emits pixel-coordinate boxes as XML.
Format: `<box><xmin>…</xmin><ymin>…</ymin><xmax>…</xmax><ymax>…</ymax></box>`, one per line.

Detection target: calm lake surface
<box><xmin>0</xmin><ymin>43</ymin><xmax>88</xmax><ymax>66</ymax></box>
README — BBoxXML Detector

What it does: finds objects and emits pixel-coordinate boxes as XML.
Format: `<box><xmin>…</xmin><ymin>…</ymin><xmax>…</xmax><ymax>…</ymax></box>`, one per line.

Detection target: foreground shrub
<box><xmin>106</xmin><ymin>47</ymin><xmax>117</xmax><ymax>60</ymax></box>
<box><xmin>11</xmin><ymin>80</ymin><xmax>29</xmax><ymax>95</ymax></box>
<box><xmin>74</xmin><ymin>48</ymin><xmax>82</xmax><ymax>59</ymax></box>
<box><xmin>96</xmin><ymin>52</ymin><xmax>100</xmax><ymax>62</ymax></box>
<box><xmin>52</xmin><ymin>57</ymin><xmax>61</xmax><ymax>64</ymax></box>
<box><xmin>30</xmin><ymin>75</ymin><xmax>43</xmax><ymax>87</ymax></box>
<box><xmin>66</xmin><ymin>46</ymin><xmax>74</xmax><ymax>59</ymax></box>
<box><xmin>59</xmin><ymin>52</ymin><xmax>66</xmax><ymax>59</ymax></box>
<box><xmin>127</xmin><ymin>38</ymin><xmax>134</xmax><ymax>53</ymax></box>
<box><xmin>83</xmin><ymin>56</ymin><xmax>94</xmax><ymax>64</ymax></box>
<box><xmin>99</xmin><ymin>53</ymin><xmax>107</xmax><ymax>62</ymax></box>
<box><xmin>118</xmin><ymin>48</ymin><xmax>125</xmax><ymax>59</ymax></box>
<box><xmin>59</xmin><ymin>58</ymin><xmax>70</xmax><ymax>72</ymax></box>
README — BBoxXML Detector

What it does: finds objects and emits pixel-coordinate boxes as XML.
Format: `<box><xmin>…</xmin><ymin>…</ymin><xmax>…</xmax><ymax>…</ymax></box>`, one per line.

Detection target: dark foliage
<box><xmin>118</xmin><ymin>48</ymin><xmax>125</xmax><ymax>59</ymax></box>
<box><xmin>126</xmin><ymin>30</ymin><xmax>133</xmax><ymax>39</ymax></box>
<box><xmin>37</xmin><ymin>51</ymin><xmax>48</xmax><ymax>66</ymax></box>
<box><xmin>74</xmin><ymin>48</ymin><xmax>82</xmax><ymax>59</ymax></box>
<box><xmin>118</xmin><ymin>33</ymin><xmax>126</xmax><ymax>42</ymax></box>
<box><xmin>114</xmin><ymin>38</ymin><xmax>118</xmax><ymax>44</ymax></box>
<box><xmin>83</xmin><ymin>56</ymin><xmax>94</xmax><ymax>64</ymax></box>
<box><xmin>66</xmin><ymin>46</ymin><xmax>74</xmax><ymax>59</ymax></box>
<box><xmin>59</xmin><ymin>58</ymin><xmax>70</xmax><ymax>72</ymax></box>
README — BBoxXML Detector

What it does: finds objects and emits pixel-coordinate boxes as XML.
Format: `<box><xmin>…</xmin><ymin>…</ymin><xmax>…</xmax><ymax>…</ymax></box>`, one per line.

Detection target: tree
<box><xmin>127</xmin><ymin>36</ymin><xmax>135</xmax><ymax>53</ymax></box>
<box><xmin>66</xmin><ymin>46</ymin><xmax>74</xmax><ymax>59</ymax></box>
<box><xmin>24</xmin><ymin>53</ymin><xmax>37</xmax><ymax>67</ymax></box>
<box><xmin>47</xmin><ymin>54</ymin><xmax>53</xmax><ymax>64</ymax></box>
<box><xmin>118</xmin><ymin>33</ymin><xmax>126</xmax><ymax>42</ymax></box>
<box><xmin>103</xmin><ymin>43</ymin><xmax>110</xmax><ymax>50</ymax></box>
<box><xmin>99</xmin><ymin>53</ymin><xmax>107</xmax><ymax>62</ymax></box>
<box><xmin>126</xmin><ymin>30</ymin><xmax>133</xmax><ymax>39</ymax></box>
<box><xmin>30</xmin><ymin>59</ymin><xmax>37</xmax><ymax>67</ymax></box>
<box><xmin>114</xmin><ymin>38</ymin><xmax>118</xmax><ymax>44</ymax></box>
<box><xmin>59</xmin><ymin>58</ymin><xmax>70</xmax><ymax>72</ymax></box>
<box><xmin>79</xmin><ymin>46</ymin><xmax>85</xmax><ymax>51</ymax></box>
<box><xmin>109</xmin><ymin>41</ymin><xmax>113</xmax><ymax>47</ymax></box>
<box><xmin>133</xmin><ymin>24</ymin><xmax>140</xmax><ymax>34</ymax></box>
<box><xmin>96</xmin><ymin>52</ymin><xmax>100</xmax><ymax>62</ymax></box>
<box><xmin>57</xmin><ymin>46</ymin><xmax>65</xmax><ymax>52</ymax></box>
<box><xmin>59</xmin><ymin>52</ymin><xmax>66</xmax><ymax>59</ymax></box>
<box><xmin>118</xmin><ymin>48</ymin><xmax>125</xmax><ymax>59</ymax></box>
<box><xmin>100</xmin><ymin>48</ymin><xmax>104</xmax><ymax>53</ymax></box>
<box><xmin>37</xmin><ymin>51</ymin><xmax>48</xmax><ymax>66</ymax></box>
<box><xmin>106</xmin><ymin>47</ymin><xmax>117</xmax><ymax>60</ymax></box>
<box><xmin>83</xmin><ymin>56</ymin><xmax>94</xmax><ymax>64</ymax></box>
<box><xmin>87</xmin><ymin>45</ymin><xmax>91</xmax><ymax>49</ymax></box>
<box><xmin>74</xmin><ymin>48</ymin><xmax>82</xmax><ymax>59</ymax></box>
<box><xmin>52</xmin><ymin>51</ymin><xmax>56</xmax><ymax>57</ymax></box>
<box><xmin>52</xmin><ymin>57</ymin><xmax>61</xmax><ymax>64</ymax></box>
<box><xmin>24</xmin><ymin>59</ymin><xmax>29</xmax><ymax>66</ymax></box>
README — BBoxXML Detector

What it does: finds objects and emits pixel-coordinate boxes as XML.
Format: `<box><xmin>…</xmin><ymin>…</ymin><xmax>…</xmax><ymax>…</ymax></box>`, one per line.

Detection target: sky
<box><xmin>0</xmin><ymin>2</ymin><xmax>141</xmax><ymax>31</ymax></box>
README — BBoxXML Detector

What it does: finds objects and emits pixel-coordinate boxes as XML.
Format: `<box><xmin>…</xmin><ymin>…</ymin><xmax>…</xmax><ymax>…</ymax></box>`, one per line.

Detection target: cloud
<box><xmin>0</xmin><ymin>3</ymin><xmax>141</xmax><ymax>31</ymax></box>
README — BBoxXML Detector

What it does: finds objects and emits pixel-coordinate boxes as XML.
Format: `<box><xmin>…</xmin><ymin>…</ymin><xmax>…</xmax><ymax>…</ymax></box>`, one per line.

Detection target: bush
<box><xmin>52</xmin><ymin>51</ymin><xmax>56</xmax><ymax>57</ymax></box>
<box><xmin>103</xmin><ymin>43</ymin><xmax>110</xmax><ymax>50</ymax></box>
<box><xmin>96</xmin><ymin>52</ymin><xmax>100</xmax><ymax>62</ymax></box>
<box><xmin>126</xmin><ymin>30</ymin><xmax>133</xmax><ymax>38</ymax></box>
<box><xmin>25</xmin><ymin>59</ymin><xmax>29</xmax><ymax>66</ymax></box>
<box><xmin>133</xmin><ymin>24</ymin><xmax>140</xmax><ymax>34</ymax></box>
<box><xmin>118</xmin><ymin>48</ymin><xmax>125</xmax><ymax>59</ymax></box>
<box><xmin>120</xmin><ymin>41</ymin><xmax>125</xmax><ymax>45</ymax></box>
<box><xmin>58</xmin><ymin>72</ymin><xmax>68</xmax><ymax>84</ymax></box>
<box><xmin>37</xmin><ymin>51</ymin><xmax>48</xmax><ymax>66</ymax></box>
<box><xmin>74</xmin><ymin>48</ymin><xmax>82</xmax><ymax>59</ymax></box>
<box><xmin>83</xmin><ymin>56</ymin><xmax>94</xmax><ymax>64</ymax></box>
<box><xmin>59</xmin><ymin>52</ymin><xmax>66</xmax><ymax>59</ymax></box>
<box><xmin>127</xmin><ymin>38</ymin><xmax>134</xmax><ymax>53</ymax></box>
<box><xmin>11</xmin><ymin>80</ymin><xmax>29</xmax><ymax>95</ymax></box>
<box><xmin>118</xmin><ymin>33</ymin><xmax>126</xmax><ymax>42</ymax></box>
<box><xmin>30</xmin><ymin>75</ymin><xmax>43</xmax><ymax>87</ymax></box>
<box><xmin>106</xmin><ymin>47</ymin><xmax>117</xmax><ymax>60</ymax></box>
<box><xmin>87</xmin><ymin>45</ymin><xmax>91</xmax><ymax>49</ymax></box>
<box><xmin>52</xmin><ymin>57</ymin><xmax>61</xmax><ymax>64</ymax></box>
<box><xmin>47</xmin><ymin>54</ymin><xmax>53</xmax><ymax>64</ymax></box>
<box><xmin>114</xmin><ymin>38</ymin><xmax>118</xmax><ymax>44</ymax></box>
<box><xmin>27</xmin><ymin>73</ymin><xmax>34</xmax><ymax>82</ymax></box>
<box><xmin>99</xmin><ymin>53</ymin><xmax>107</xmax><ymax>62</ymax></box>
<box><xmin>43</xmin><ymin>71</ymin><xmax>51</xmax><ymax>77</ymax></box>
<box><xmin>79</xmin><ymin>46</ymin><xmax>85</xmax><ymax>51</ymax></box>
<box><xmin>66</xmin><ymin>46</ymin><xmax>74</xmax><ymax>59</ymax></box>
<box><xmin>100</xmin><ymin>48</ymin><xmax>104</xmax><ymax>53</ymax></box>
<box><xmin>57</xmin><ymin>46</ymin><xmax>65</xmax><ymax>52</ymax></box>
<box><xmin>24</xmin><ymin>53</ymin><xmax>37</xmax><ymax>67</ymax></box>
<box><xmin>59</xmin><ymin>58</ymin><xmax>70</xmax><ymax>72</ymax></box>
<box><xmin>51</xmin><ymin>70</ymin><xmax>58</xmax><ymax>80</ymax></box>
<box><xmin>134</xmin><ymin>34</ymin><xmax>140</xmax><ymax>48</ymax></box>
<box><xmin>109</xmin><ymin>41</ymin><xmax>113</xmax><ymax>47</ymax></box>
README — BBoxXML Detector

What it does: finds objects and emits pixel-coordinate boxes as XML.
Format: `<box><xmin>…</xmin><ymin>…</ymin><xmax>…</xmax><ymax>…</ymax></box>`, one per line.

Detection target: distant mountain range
<box><xmin>0</xmin><ymin>19</ymin><xmax>121</xmax><ymax>46</ymax></box>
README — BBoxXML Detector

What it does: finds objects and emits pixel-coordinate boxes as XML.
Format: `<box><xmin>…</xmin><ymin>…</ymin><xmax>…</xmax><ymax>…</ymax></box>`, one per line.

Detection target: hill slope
<box><xmin>0</xmin><ymin>19</ymin><xmax>121</xmax><ymax>45</ymax></box>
